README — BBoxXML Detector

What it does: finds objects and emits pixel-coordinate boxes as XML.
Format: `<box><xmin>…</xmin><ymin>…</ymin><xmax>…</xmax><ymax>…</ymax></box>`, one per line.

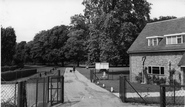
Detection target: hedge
<box><xmin>1</xmin><ymin>66</ymin><xmax>19</xmax><ymax>72</ymax></box>
<box><xmin>1</xmin><ymin>69</ymin><xmax>37</xmax><ymax>81</ymax></box>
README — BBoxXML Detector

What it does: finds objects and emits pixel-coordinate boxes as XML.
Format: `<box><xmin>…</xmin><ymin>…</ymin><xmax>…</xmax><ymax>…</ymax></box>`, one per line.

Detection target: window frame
<box><xmin>165</xmin><ymin>33</ymin><xmax>185</xmax><ymax>45</ymax></box>
<box><xmin>148</xmin><ymin>66</ymin><xmax>165</xmax><ymax>75</ymax></box>
<box><xmin>147</xmin><ymin>36</ymin><xmax>163</xmax><ymax>46</ymax></box>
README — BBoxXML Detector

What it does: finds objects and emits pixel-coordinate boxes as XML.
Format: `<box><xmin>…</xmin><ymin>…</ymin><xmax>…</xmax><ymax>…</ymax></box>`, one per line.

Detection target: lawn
<box><xmin>76</xmin><ymin>67</ymin><xmax>160</xmax><ymax>93</ymax></box>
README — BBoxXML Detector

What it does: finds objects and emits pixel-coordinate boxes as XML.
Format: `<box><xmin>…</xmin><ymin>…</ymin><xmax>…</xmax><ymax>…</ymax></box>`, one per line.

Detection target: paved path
<box><xmin>54</xmin><ymin>68</ymin><xmax>156</xmax><ymax>107</ymax></box>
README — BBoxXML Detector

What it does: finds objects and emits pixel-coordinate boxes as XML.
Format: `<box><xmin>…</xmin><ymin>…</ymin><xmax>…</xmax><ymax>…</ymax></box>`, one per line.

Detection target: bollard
<box><xmin>102</xmin><ymin>84</ymin><xmax>105</xmax><ymax>88</ymax></box>
<box><xmin>111</xmin><ymin>87</ymin><xmax>114</xmax><ymax>92</ymax></box>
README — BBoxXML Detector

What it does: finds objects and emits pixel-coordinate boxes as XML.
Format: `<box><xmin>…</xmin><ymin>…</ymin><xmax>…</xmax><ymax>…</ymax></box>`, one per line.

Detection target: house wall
<box><xmin>129</xmin><ymin>52</ymin><xmax>185</xmax><ymax>84</ymax></box>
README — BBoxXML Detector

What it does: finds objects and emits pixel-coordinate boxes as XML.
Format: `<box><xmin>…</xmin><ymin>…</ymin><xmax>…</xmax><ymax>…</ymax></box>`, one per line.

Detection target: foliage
<box><xmin>64</xmin><ymin>14</ymin><xmax>88</xmax><ymax>66</ymax></box>
<box><xmin>20</xmin><ymin>25</ymin><xmax>70</xmax><ymax>65</ymax></box>
<box><xmin>83</xmin><ymin>0</ymin><xmax>151</xmax><ymax>66</ymax></box>
<box><xmin>1</xmin><ymin>69</ymin><xmax>37</xmax><ymax>81</ymax></box>
<box><xmin>11</xmin><ymin>1</ymin><xmax>153</xmax><ymax>66</ymax></box>
<box><xmin>1</xmin><ymin>66</ymin><xmax>19</xmax><ymax>72</ymax></box>
<box><xmin>168</xmin><ymin>68</ymin><xmax>176</xmax><ymax>85</ymax></box>
<box><xmin>14</xmin><ymin>41</ymin><xmax>26</xmax><ymax>67</ymax></box>
<box><xmin>135</xmin><ymin>72</ymin><xmax>142</xmax><ymax>83</ymax></box>
<box><xmin>147</xmin><ymin>75</ymin><xmax>166</xmax><ymax>85</ymax></box>
<box><xmin>149</xmin><ymin>16</ymin><xmax>177</xmax><ymax>23</ymax></box>
<box><xmin>1</xmin><ymin>27</ymin><xmax>16</xmax><ymax>66</ymax></box>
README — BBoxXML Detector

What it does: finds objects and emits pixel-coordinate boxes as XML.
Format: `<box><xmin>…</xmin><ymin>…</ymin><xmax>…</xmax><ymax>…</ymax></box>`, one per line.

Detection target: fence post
<box><xmin>17</xmin><ymin>82</ymin><xmax>24</xmax><ymax>107</ymax></box>
<box><xmin>36</xmin><ymin>79</ymin><xmax>38</xmax><ymax>107</ymax></box>
<box><xmin>160</xmin><ymin>85</ymin><xmax>166</xmax><ymax>107</ymax></box>
<box><xmin>46</xmin><ymin>77</ymin><xmax>50</xmax><ymax>103</ymax></box>
<box><xmin>90</xmin><ymin>70</ymin><xmax>94</xmax><ymax>82</ymax></box>
<box><xmin>43</xmin><ymin>78</ymin><xmax>46</xmax><ymax>107</ymax></box>
<box><xmin>61</xmin><ymin>76</ymin><xmax>64</xmax><ymax>103</ymax></box>
<box><xmin>173</xmin><ymin>85</ymin><xmax>176</xmax><ymax>105</ymax></box>
<box><xmin>119</xmin><ymin>76</ymin><xmax>126</xmax><ymax>102</ymax></box>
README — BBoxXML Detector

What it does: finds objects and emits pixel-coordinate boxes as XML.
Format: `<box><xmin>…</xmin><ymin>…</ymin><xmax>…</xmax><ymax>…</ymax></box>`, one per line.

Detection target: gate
<box><xmin>48</xmin><ymin>76</ymin><xmax>64</xmax><ymax>106</ymax></box>
<box><xmin>26</xmin><ymin>75</ymin><xmax>64</xmax><ymax>107</ymax></box>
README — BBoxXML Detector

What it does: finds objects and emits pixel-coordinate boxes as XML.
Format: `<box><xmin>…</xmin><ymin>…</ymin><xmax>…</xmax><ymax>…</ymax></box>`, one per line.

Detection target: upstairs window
<box><xmin>147</xmin><ymin>36</ymin><xmax>163</xmax><ymax>46</ymax></box>
<box><xmin>165</xmin><ymin>33</ymin><xmax>185</xmax><ymax>45</ymax></box>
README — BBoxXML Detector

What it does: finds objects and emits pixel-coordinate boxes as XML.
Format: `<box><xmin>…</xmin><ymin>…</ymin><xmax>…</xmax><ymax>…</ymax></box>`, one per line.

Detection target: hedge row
<box><xmin>1</xmin><ymin>66</ymin><xmax>19</xmax><ymax>72</ymax></box>
<box><xmin>1</xmin><ymin>69</ymin><xmax>37</xmax><ymax>81</ymax></box>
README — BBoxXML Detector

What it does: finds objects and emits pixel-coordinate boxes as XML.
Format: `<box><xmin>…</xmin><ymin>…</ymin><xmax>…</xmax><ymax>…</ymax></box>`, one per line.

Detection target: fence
<box><xmin>90</xmin><ymin>69</ymin><xmax>129</xmax><ymax>82</ymax></box>
<box><xmin>160</xmin><ymin>85</ymin><xmax>185</xmax><ymax>107</ymax></box>
<box><xmin>1</xmin><ymin>69</ymin><xmax>64</xmax><ymax>107</ymax></box>
<box><xmin>1</xmin><ymin>83</ymin><xmax>18</xmax><ymax>107</ymax></box>
<box><xmin>119</xmin><ymin>76</ymin><xmax>185</xmax><ymax>107</ymax></box>
<box><xmin>119</xmin><ymin>76</ymin><xmax>160</xmax><ymax>104</ymax></box>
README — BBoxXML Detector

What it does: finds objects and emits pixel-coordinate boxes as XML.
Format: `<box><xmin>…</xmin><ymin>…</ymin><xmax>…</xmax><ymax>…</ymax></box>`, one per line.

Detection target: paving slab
<box><xmin>53</xmin><ymin>68</ymin><xmax>157</xmax><ymax>107</ymax></box>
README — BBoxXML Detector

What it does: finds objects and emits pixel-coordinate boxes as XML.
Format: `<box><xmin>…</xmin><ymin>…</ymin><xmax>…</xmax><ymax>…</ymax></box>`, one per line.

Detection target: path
<box><xmin>54</xmin><ymin>68</ymin><xmax>156</xmax><ymax>107</ymax></box>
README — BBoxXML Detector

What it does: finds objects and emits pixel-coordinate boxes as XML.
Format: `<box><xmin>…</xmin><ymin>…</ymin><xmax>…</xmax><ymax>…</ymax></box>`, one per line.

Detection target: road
<box><xmin>53</xmin><ymin>68</ymin><xmax>156</xmax><ymax>107</ymax></box>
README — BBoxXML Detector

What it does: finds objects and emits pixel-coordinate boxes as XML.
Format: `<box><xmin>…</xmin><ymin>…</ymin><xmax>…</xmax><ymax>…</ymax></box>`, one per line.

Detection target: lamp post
<box><xmin>142</xmin><ymin>56</ymin><xmax>146</xmax><ymax>83</ymax></box>
<box><xmin>169</xmin><ymin>61</ymin><xmax>172</xmax><ymax>85</ymax></box>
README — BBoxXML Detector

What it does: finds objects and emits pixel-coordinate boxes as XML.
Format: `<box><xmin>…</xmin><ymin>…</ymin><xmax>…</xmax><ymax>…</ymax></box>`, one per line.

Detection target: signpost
<box><xmin>95</xmin><ymin>62</ymin><xmax>109</xmax><ymax>70</ymax></box>
<box><xmin>95</xmin><ymin>62</ymin><xmax>109</xmax><ymax>79</ymax></box>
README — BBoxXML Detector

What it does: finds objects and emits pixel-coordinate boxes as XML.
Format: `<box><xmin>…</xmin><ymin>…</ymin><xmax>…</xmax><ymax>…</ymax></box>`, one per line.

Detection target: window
<box><xmin>153</xmin><ymin>38</ymin><xmax>157</xmax><ymax>46</ymax></box>
<box><xmin>148</xmin><ymin>66</ymin><xmax>164</xmax><ymax>75</ymax></box>
<box><xmin>147</xmin><ymin>36</ymin><xmax>163</xmax><ymax>46</ymax></box>
<box><xmin>166</xmin><ymin>34</ymin><xmax>184</xmax><ymax>45</ymax></box>
<box><xmin>177</xmin><ymin>35</ymin><xmax>183</xmax><ymax>44</ymax></box>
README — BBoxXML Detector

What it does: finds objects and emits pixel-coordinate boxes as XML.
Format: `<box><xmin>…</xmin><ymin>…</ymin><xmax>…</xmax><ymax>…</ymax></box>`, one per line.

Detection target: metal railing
<box><xmin>160</xmin><ymin>85</ymin><xmax>185</xmax><ymax>107</ymax></box>
<box><xmin>1</xmin><ymin>83</ymin><xmax>18</xmax><ymax>107</ymax></box>
<box><xmin>1</xmin><ymin>69</ymin><xmax>64</xmax><ymax>107</ymax></box>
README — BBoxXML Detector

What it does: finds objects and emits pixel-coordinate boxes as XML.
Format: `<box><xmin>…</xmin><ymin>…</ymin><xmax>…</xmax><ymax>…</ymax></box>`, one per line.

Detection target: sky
<box><xmin>1</xmin><ymin>0</ymin><xmax>185</xmax><ymax>43</ymax></box>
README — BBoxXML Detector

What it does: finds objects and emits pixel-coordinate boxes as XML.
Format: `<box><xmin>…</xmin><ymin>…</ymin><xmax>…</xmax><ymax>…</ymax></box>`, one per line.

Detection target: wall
<box><xmin>129</xmin><ymin>52</ymin><xmax>184</xmax><ymax>84</ymax></box>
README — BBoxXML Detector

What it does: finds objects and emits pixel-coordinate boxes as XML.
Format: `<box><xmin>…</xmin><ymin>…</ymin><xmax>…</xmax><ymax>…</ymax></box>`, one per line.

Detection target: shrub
<box><xmin>135</xmin><ymin>72</ymin><xmax>142</xmax><ymax>83</ymax></box>
<box><xmin>1</xmin><ymin>66</ymin><xmax>18</xmax><ymax>72</ymax></box>
<box><xmin>1</xmin><ymin>69</ymin><xmax>37</xmax><ymax>81</ymax></box>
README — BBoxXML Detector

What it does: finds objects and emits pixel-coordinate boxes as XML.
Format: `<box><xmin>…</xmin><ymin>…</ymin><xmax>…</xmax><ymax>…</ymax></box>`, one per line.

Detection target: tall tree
<box><xmin>1</xmin><ymin>27</ymin><xmax>16</xmax><ymax>66</ymax></box>
<box><xmin>64</xmin><ymin>14</ymin><xmax>88</xmax><ymax>66</ymax></box>
<box><xmin>29</xmin><ymin>25</ymin><xmax>69</xmax><ymax>65</ymax></box>
<box><xmin>14</xmin><ymin>41</ymin><xmax>26</xmax><ymax>66</ymax></box>
<box><xmin>83</xmin><ymin>0</ymin><xmax>151</xmax><ymax>66</ymax></box>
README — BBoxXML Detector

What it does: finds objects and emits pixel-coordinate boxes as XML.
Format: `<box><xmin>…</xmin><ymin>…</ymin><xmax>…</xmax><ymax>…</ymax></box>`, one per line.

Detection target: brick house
<box><xmin>127</xmin><ymin>17</ymin><xmax>185</xmax><ymax>85</ymax></box>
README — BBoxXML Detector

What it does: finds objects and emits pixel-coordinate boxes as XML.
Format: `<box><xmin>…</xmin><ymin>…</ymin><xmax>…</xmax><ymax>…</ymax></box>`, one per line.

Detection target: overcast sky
<box><xmin>1</xmin><ymin>0</ymin><xmax>185</xmax><ymax>43</ymax></box>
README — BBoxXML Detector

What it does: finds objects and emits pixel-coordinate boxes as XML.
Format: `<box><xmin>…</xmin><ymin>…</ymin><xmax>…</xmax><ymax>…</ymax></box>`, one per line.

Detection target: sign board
<box><xmin>95</xmin><ymin>62</ymin><xmax>109</xmax><ymax>69</ymax></box>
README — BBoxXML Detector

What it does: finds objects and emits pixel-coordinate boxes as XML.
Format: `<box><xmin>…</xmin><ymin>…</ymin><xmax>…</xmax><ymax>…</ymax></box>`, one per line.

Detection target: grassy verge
<box><xmin>76</xmin><ymin>67</ymin><xmax>160</xmax><ymax>93</ymax></box>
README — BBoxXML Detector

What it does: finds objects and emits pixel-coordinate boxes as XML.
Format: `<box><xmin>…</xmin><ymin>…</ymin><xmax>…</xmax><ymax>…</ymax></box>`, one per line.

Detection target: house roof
<box><xmin>178</xmin><ymin>53</ymin><xmax>185</xmax><ymax>67</ymax></box>
<box><xmin>128</xmin><ymin>17</ymin><xmax>185</xmax><ymax>54</ymax></box>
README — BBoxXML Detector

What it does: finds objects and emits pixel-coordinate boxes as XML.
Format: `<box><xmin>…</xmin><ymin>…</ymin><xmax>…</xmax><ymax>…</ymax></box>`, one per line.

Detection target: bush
<box><xmin>1</xmin><ymin>66</ymin><xmax>18</xmax><ymax>72</ymax></box>
<box><xmin>152</xmin><ymin>75</ymin><xmax>166</xmax><ymax>85</ymax></box>
<box><xmin>135</xmin><ymin>72</ymin><xmax>142</xmax><ymax>83</ymax></box>
<box><xmin>1</xmin><ymin>69</ymin><xmax>37</xmax><ymax>81</ymax></box>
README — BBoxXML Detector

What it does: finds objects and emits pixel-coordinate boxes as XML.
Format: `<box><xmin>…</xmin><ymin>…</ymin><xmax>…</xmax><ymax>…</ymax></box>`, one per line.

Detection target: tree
<box><xmin>14</xmin><ymin>41</ymin><xmax>26</xmax><ymax>67</ymax></box>
<box><xmin>83</xmin><ymin>0</ymin><xmax>151</xmax><ymax>66</ymax></box>
<box><xmin>29</xmin><ymin>25</ymin><xmax>69</xmax><ymax>65</ymax></box>
<box><xmin>149</xmin><ymin>16</ymin><xmax>177</xmax><ymax>23</ymax></box>
<box><xmin>64</xmin><ymin>14</ymin><xmax>88</xmax><ymax>66</ymax></box>
<box><xmin>1</xmin><ymin>27</ymin><xmax>16</xmax><ymax>66</ymax></box>
<box><xmin>65</xmin><ymin>29</ymin><xmax>86</xmax><ymax>66</ymax></box>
